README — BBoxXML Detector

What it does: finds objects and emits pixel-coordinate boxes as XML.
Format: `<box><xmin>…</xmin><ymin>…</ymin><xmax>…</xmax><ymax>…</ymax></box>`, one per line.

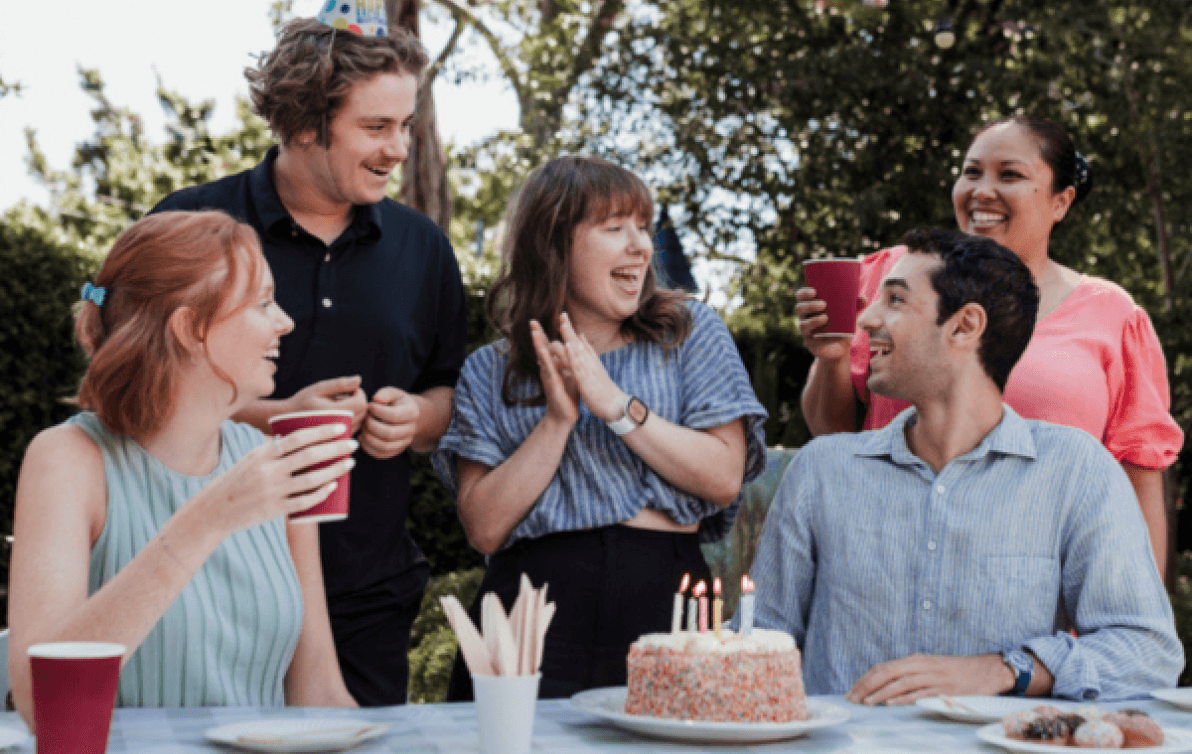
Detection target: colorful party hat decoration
<box><xmin>317</xmin><ymin>0</ymin><xmax>388</xmax><ymax>37</ymax></box>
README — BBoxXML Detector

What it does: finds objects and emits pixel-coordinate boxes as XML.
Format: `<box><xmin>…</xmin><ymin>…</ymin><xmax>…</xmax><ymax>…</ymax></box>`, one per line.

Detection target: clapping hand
<box><xmin>557</xmin><ymin>313</ymin><xmax>627</xmax><ymax>423</ymax></box>
<box><xmin>530</xmin><ymin>319</ymin><xmax>579</xmax><ymax>427</ymax></box>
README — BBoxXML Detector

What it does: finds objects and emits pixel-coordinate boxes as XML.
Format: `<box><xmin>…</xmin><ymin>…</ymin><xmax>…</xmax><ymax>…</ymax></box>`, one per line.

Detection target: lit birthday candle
<box><xmin>687</xmin><ymin>587</ymin><xmax>698</xmax><ymax>633</ymax></box>
<box><xmin>693</xmin><ymin>580</ymin><xmax>708</xmax><ymax>633</ymax></box>
<box><xmin>712</xmin><ymin>577</ymin><xmax>723</xmax><ymax>639</ymax></box>
<box><xmin>671</xmin><ymin>573</ymin><xmax>690</xmax><ymax>634</ymax></box>
<box><xmin>740</xmin><ymin>575</ymin><xmax>756</xmax><ymax>637</ymax></box>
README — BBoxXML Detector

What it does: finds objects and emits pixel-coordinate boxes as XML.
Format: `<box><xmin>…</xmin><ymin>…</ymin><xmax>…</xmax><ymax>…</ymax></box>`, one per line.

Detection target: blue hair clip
<box><xmin>81</xmin><ymin>282</ymin><xmax>106</xmax><ymax>306</ymax></box>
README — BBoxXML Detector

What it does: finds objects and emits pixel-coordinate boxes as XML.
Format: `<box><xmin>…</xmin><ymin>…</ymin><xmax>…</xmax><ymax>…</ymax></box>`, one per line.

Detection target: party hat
<box><xmin>317</xmin><ymin>0</ymin><xmax>388</xmax><ymax>37</ymax></box>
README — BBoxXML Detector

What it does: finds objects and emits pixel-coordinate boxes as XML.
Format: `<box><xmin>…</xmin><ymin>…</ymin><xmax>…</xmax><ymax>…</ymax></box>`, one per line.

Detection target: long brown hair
<box><xmin>488</xmin><ymin>156</ymin><xmax>693</xmax><ymax>406</ymax></box>
<box><xmin>76</xmin><ymin>211</ymin><xmax>264</xmax><ymax>437</ymax></box>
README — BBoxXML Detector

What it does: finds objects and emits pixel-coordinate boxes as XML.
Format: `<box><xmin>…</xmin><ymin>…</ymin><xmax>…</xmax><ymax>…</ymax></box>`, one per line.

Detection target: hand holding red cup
<box><xmin>798</xmin><ymin>259</ymin><xmax>867</xmax><ymax>363</ymax></box>
<box><xmin>801</xmin><ymin>259</ymin><xmax>863</xmax><ymax>337</ymax></box>
<box><xmin>268</xmin><ymin>409</ymin><xmax>355</xmax><ymax>523</ymax></box>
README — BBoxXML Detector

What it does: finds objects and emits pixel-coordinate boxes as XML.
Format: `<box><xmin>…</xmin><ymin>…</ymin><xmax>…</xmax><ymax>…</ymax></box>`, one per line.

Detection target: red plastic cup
<box><xmin>29</xmin><ymin>641</ymin><xmax>125</xmax><ymax>754</ymax></box>
<box><xmin>267</xmin><ymin>409</ymin><xmax>353</xmax><ymax>523</ymax></box>
<box><xmin>803</xmin><ymin>259</ymin><xmax>863</xmax><ymax>337</ymax></box>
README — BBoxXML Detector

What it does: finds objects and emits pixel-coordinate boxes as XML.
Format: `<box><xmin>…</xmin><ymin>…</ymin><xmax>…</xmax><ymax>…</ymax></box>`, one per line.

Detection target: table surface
<box><xmin>1</xmin><ymin>695</ymin><xmax>1190</xmax><ymax>753</ymax></box>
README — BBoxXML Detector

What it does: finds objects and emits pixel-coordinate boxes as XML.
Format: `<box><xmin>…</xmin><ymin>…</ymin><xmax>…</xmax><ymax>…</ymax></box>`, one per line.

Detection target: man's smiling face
<box><xmin>858</xmin><ymin>252</ymin><xmax>951</xmax><ymax>404</ymax></box>
<box><xmin>303</xmin><ymin>71</ymin><xmax>417</xmax><ymax>208</ymax></box>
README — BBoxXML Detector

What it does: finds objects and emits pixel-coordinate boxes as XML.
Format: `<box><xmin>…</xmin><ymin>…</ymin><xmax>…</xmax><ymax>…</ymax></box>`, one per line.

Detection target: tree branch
<box><xmin>567</xmin><ymin>0</ymin><xmax>625</xmax><ymax>89</ymax></box>
<box><xmin>427</xmin><ymin>0</ymin><xmax>528</xmax><ymax>106</ymax></box>
<box><xmin>416</xmin><ymin>16</ymin><xmax>467</xmax><ymax>115</ymax></box>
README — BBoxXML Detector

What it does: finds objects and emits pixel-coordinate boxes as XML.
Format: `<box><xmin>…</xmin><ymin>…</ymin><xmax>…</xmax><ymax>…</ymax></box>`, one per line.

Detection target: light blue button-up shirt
<box><xmin>746</xmin><ymin>405</ymin><xmax>1182</xmax><ymax>701</ymax></box>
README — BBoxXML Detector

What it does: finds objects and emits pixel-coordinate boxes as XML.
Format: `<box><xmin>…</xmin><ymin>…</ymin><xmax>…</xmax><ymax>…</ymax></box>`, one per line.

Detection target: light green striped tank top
<box><xmin>71</xmin><ymin>412</ymin><xmax>304</xmax><ymax>707</ymax></box>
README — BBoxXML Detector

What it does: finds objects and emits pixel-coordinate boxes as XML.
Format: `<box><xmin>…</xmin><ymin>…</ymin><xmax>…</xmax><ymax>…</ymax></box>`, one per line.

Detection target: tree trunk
<box><xmin>386</xmin><ymin>0</ymin><xmax>451</xmax><ymax>231</ymax></box>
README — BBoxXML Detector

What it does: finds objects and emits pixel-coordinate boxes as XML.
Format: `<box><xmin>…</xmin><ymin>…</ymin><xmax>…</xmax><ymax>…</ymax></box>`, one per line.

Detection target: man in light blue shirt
<box><xmin>750</xmin><ymin>228</ymin><xmax>1182</xmax><ymax>703</ymax></box>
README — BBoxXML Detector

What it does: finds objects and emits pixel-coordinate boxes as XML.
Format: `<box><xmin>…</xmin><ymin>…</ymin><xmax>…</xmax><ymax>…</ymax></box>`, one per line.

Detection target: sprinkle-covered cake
<box><xmin>624</xmin><ymin>628</ymin><xmax>808</xmax><ymax>723</ymax></box>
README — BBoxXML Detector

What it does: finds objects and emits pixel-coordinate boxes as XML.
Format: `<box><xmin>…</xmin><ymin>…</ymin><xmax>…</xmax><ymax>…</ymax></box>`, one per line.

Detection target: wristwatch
<box><xmin>1000</xmin><ymin>649</ymin><xmax>1033</xmax><ymax>697</ymax></box>
<box><xmin>607</xmin><ymin>395</ymin><xmax>649</xmax><ymax>436</ymax></box>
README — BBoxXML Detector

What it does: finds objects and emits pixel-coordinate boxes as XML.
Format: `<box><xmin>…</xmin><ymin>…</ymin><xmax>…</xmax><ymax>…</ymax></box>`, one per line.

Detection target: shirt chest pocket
<box><xmin>977</xmin><ymin>555</ymin><xmax>1060</xmax><ymax>648</ymax></box>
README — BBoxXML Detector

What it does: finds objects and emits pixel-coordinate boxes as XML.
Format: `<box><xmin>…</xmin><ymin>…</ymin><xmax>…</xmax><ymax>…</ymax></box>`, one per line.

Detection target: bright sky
<box><xmin>0</xmin><ymin>0</ymin><xmax>520</xmax><ymax>211</ymax></box>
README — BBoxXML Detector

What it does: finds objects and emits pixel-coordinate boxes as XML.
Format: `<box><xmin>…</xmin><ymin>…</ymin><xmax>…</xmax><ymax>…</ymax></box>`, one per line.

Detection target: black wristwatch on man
<box><xmin>1001</xmin><ymin>649</ymin><xmax>1033</xmax><ymax>696</ymax></box>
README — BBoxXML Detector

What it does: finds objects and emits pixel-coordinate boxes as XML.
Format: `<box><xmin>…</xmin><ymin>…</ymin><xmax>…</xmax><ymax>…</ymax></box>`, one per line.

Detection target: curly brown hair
<box><xmin>245</xmin><ymin>17</ymin><xmax>428</xmax><ymax>146</ymax></box>
<box><xmin>489</xmin><ymin>156</ymin><xmax>694</xmax><ymax>406</ymax></box>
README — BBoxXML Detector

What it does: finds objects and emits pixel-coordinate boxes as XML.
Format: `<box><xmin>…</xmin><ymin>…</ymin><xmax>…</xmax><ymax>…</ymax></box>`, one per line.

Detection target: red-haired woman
<box><xmin>432</xmin><ymin>157</ymin><xmax>768</xmax><ymax>699</ymax></box>
<box><xmin>8</xmin><ymin>211</ymin><xmax>358</xmax><ymax>723</ymax></box>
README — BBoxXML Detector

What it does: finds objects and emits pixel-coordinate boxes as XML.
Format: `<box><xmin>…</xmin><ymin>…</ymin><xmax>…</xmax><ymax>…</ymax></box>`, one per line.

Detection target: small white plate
<box><xmin>1153</xmin><ymin>689</ymin><xmax>1192</xmax><ymax>710</ymax></box>
<box><xmin>205</xmin><ymin>718</ymin><xmax>389</xmax><ymax>753</ymax></box>
<box><xmin>0</xmin><ymin>727</ymin><xmax>29</xmax><ymax>750</ymax></box>
<box><xmin>976</xmin><ymin>722</ymin><xmax>1192</xmax><ymax>753</ymax></box>
<box><xmin>569</xmin><ymin>687</ymin><xmax>849</xmax><ymax>744</ymax></box>
<box><xmin>915</xmin><ymin>696</ymin><xmax>1076</xmax><ymax>724</ymax></box>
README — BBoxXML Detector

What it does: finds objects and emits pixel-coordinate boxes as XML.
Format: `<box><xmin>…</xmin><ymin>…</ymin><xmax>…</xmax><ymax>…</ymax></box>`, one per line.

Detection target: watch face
<box><xmin>628</xmin><ymin>397</ymin><xmax>649</xmax><ymax>425</ymax></box>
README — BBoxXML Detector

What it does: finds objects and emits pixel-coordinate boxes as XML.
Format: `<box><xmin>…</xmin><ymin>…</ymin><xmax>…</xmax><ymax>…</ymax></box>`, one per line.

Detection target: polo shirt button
<box><xmin>322</xmin><ymin>298</ymin><xmax>332</xmax><ymax>308</ymax></box>
<box><xmin>927</xmin><ymin>541</ymin><xmax>937</xmax><ymax>551</ymax></box>
<box><xmin>922</xmin><ymin>599</ymin><xmax>932</xmax><ymax>611</ymax></box>
<box><xmin>935</xmin><ymin>485</ymin><xmax>946</xmax><ymax>495</ymax></box>
<box><xmin>325</xmin><ymin>253</ymin><xmax>331</xmax><ymax>262</ymax></box>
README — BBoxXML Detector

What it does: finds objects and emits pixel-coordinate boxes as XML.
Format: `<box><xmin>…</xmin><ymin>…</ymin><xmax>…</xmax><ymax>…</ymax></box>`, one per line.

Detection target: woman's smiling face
<box><xmin>952</xmin><ymin>122</ymin><xmax>1074</xmax><ymax>261</ymax></box>
<box><xmin>565</xmin><ymin>211</ymin><xmax>654</xmax><ymax>330</ymax></box>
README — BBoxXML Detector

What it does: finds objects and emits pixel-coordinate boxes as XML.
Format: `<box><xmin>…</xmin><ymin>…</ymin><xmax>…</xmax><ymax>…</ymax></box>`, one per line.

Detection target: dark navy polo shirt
<box><xmin>153</xmin><ymin>146</ymin><xmax>467</xmax><ymax>605</ymax></box>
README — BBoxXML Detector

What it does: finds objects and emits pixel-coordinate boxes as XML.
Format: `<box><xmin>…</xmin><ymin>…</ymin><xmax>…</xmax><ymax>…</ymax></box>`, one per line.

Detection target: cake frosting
<box><xmin>624</xmin><ymin>628</ymin><xmax>808</xmax><ymax>723</ymax></box>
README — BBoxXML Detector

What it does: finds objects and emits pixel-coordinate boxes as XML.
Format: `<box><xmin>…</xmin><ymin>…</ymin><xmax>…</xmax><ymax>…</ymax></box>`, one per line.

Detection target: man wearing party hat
<box><xmin>153</xmin><ymin>0</ymin><xmax>468</xmax><ymax>706</ymax></box>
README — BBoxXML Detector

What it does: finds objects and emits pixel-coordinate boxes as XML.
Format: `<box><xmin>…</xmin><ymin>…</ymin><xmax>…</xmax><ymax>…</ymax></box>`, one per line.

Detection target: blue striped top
<box><xmin>431</xmin><ymin>301</ymin><xmax>768</xmax><ymax>549</ymax></box>
<box><xmin>742</xmin><ymin>405</ymin><xmax>1183</xmax><ymax>701</ymax></box>
<box><xmin>72</xmin><ymin>412</ymin><xmax>304</xmax><ymax>707</ymax></box>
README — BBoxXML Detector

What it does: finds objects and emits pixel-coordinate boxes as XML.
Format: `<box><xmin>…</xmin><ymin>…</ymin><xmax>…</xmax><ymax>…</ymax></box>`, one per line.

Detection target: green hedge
<box><xmin>407</xmin><ymin>567</ymin><xmax>485</xmax><ymax>703</ymax></box>
<box><xmin>0</xmin><ymin>216</ymin><xmax>98</xmax><ymax>594</ymax></box>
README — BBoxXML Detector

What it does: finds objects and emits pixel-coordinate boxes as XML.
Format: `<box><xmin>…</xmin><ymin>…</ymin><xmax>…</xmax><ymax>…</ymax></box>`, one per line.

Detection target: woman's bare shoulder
<box><xmin>18</xmin><ymin>422</ymin><xmax>107</xmax><ymax>536</ymax></box>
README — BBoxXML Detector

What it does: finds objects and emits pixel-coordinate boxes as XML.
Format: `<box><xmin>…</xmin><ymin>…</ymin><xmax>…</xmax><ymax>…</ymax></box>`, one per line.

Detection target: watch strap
<box><xmin>607</xmin><ymin>396</ymin><xmax>642</xmax><ymax>436</ymax></box>
<box><xmin>1000</xmin><ymin>649</ymin><xmax>1032</xmax><ymax>697</ymax></box>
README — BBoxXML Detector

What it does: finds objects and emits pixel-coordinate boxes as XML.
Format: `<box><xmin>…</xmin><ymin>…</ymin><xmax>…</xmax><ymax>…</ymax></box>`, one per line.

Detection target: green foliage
<box><xmin>407</xmin><ymin>567</ymin><xmax>484</xmax><ymax>703</ymax></box>
<box><xmin>0</xmin><ymin>209</ymin><xmax>101</xmax><ymax>586</ymax></box>
<box><xmin>26</xmin><ymin>68</ymin><xmax>273</xmax><ymax>252</ymax></box>
<box><xmin>576</xmin><ymin>0</ymin><xmax>1192</xmax><ymax>488</ymax></box>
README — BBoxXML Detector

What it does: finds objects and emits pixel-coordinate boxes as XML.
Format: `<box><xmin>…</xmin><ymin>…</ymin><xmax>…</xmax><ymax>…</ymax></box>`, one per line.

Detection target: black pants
<box><xmin>328</xmin><ymin>567</ymin><xmax>429</xmax><ymax>706</ymax></box>
<box><xmin>447</xmin><ymin>526</ymin><xmax>712</xmax><ymax>701</ymax></box>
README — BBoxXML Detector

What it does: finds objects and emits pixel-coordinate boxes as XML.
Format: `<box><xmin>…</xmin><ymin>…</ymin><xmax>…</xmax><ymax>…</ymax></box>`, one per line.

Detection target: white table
<box><xmin>0</xmin><ymin>695</ymin><xmax>1188</xmax><ymax>752</ymax></box>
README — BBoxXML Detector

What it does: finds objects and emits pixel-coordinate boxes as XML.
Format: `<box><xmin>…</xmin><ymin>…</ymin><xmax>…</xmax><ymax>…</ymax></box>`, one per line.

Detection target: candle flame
<box><xmin>713</xmin><ymin>577</ymin><xmax>722</xmax><ymax>596</ymax></box>
<box><xmin>678</xmin><ymin>573</ymin><xmax>690</xmax><ymax>593</ymax></box>
<box><xmin>741</xmin><ymin>575</ymin><xmax>755</xmax><ymax>593</ymax></box>
<box><xmin>692</xmin><ymin>580</ymin><xmax>707</xmax><ymax>598</ymax></box>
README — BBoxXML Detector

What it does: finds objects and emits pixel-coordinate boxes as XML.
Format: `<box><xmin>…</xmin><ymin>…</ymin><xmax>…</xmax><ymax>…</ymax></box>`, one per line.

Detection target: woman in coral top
<box><xmin>798</xmin><ymin>115</ymin><xmax>1183</xmax><ymax>574</ymax></box>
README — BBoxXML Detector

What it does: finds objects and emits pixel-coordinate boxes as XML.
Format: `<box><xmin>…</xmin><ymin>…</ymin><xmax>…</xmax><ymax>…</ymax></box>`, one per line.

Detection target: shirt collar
<box><xmin>250</xmin><ymin>145</ymin><xmax>384</xmax><ymax>244</ymax></box>
<box><xmin>854</xmin><ymin>402</ymin><xmax>1038</xmax><ymax>464</ymax></box>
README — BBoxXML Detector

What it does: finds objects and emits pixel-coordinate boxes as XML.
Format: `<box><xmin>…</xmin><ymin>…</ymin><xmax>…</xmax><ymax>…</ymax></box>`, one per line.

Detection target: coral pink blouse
<box><xmin>848</xmin><ymin>245</ymin><xmax>1183</xmax><ymax>469</ymax></box>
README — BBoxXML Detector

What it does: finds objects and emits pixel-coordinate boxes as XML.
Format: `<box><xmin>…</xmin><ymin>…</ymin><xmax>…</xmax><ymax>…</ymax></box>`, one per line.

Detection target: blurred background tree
<box><xmin>572</xmin><ymin>0</ymin><xmax>1191</xmax><ymax>559</ymax></box>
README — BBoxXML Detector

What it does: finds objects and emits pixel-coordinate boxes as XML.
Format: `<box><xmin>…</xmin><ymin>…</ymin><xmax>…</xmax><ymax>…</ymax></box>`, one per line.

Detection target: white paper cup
<box><xmin>472</xmin><ymin>673</ymin><xmax>540</xmax><ymax>754</ymax></box>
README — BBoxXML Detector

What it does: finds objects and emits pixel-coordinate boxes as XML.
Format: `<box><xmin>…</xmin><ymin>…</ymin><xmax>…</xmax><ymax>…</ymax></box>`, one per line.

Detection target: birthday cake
<box><xmin>624</xmin><ymin>628</ymin><xmax>808</xmax><ymax>723</ymax></box>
